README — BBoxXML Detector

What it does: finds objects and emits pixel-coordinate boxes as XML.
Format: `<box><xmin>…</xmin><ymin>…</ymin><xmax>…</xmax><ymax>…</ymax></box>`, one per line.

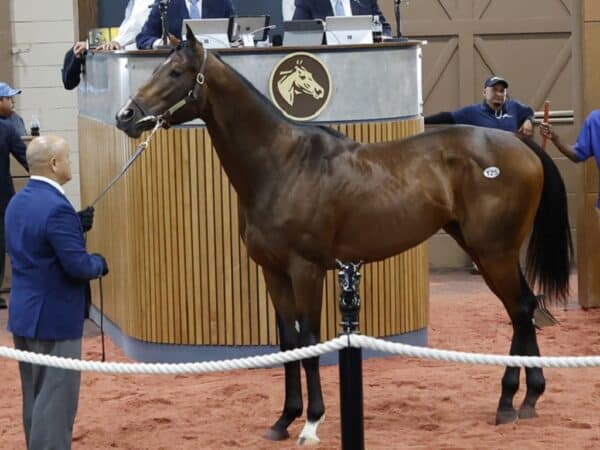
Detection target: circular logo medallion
<box><xmin>269</xmin><ymin>52</ymin><xmax>332</xmax><ymax>121</ymax></box>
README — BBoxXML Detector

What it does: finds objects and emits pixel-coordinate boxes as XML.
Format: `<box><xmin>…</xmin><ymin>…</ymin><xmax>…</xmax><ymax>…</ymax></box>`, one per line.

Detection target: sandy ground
<box><xmin>1</xmin><ymin>270</ymin><xmax>600</xmax><ymax>449</ymax></box>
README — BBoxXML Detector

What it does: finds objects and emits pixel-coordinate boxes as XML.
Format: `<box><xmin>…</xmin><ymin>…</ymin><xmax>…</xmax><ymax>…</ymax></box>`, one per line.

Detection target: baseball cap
<box><xmin>0</xmin><ymin>82</ymin><xmax>22</xmax><ymax>97</ymax></box>
<box><xmin>484</xmin><ymin>76</ymin><xmax>508</xmax><ymax>89</ymax></box>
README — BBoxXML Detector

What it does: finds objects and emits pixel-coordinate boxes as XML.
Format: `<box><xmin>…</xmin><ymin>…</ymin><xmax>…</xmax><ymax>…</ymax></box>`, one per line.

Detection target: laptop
<box><xmin>325</xmin><ymin>15</ymin><xmax>373</xmax><ymax>46</ymax></box>
<box><xmin>282</xmin><ymin>20</ymin><xmax>324</xmax><ymax>47</ymax></box>
<box><xmin>229</xmin><ymin>15</ymin><xmax>271</xmax><ymax>43</ymax></box>
<box><xmin>182</xmin><ymin>18</ymin><xmax>231</xmax><ymax>49</ymax></box>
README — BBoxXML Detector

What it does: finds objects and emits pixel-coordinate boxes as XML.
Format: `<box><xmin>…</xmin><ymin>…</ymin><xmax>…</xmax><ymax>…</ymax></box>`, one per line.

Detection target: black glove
<box><xmin>78</xmin><ymin>206</ymin><xmax>95</xmax><ymax>232</ymax></box>
<box><xmin>92</xmin><ymin>253</ymin><xmax>109</xmax><ymax>277</ymax></box>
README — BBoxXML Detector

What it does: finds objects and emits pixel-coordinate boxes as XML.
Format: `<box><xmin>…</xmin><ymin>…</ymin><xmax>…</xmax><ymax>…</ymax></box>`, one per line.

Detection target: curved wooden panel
<box><xmin>79</xmin><ymin>117</ymin><xmax>428</xmax><ymax>345</ymax></box>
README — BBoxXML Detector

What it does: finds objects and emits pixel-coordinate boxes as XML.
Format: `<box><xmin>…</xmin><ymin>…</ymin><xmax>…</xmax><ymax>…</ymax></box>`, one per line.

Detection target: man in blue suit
<box><xmin>136</xmin><ymin>0</ymin><xmax>236</xmax><ymax>49</ymax></box>
<box><xmin>6</xmin><ymin>135</ymin><xmax>108</xmax><ymax>450</ymax></box>
<box><xmin>0</xmin><ymin>120</ymin><xmax>28</xmax><ymax>310</ymax></box>
<box><xmin>293</xmin><ymin>0</ymin><xmax>392</xmax><ymax>37</ymax></box>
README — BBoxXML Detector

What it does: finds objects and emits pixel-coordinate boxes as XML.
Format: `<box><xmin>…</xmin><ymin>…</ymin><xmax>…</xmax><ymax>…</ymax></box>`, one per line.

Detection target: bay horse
<box><xmin>116</xmin><ymin>28</ymin><xmax>572</xmax><ymax>444</ymax></box>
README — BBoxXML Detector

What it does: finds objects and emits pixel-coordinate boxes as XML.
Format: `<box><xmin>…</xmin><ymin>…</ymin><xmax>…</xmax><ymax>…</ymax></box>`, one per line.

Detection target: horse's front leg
<box><xmin>262</xmin><ymin>268</ymin><xmax>303</xmax><ymax>441</ymax></box>
<box><xmin>290</xmin><ymin>259</ymin><xmax>326</xmax><ymax>445</ymax></box>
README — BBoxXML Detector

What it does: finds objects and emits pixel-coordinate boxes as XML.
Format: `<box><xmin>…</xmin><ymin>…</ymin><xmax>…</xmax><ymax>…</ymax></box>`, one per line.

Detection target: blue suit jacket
<box><xmin>0</xmin><ymin>121</ymin><xmax>27</xmax><ymax>211</ymax></box>
<box><xmin>6</xmin><ymin>179</ymin><xmax>104</xmax><ymax>340</ymax></box>
<box><xmin>136</xmin><ymin>0</ymin><xmax>236</xmax><ymax>49</ymax></box>
<box><xmin>293</xmin><ymin>0</ymin><xmax>392</xmax><ymax>36</ymax></box>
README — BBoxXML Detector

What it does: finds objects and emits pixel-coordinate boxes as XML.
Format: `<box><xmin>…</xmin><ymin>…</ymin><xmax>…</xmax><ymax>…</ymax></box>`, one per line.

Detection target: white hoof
<box><xmin>297</xmin><ymin>414</ymin><xmax>325</xmax><ymax>446</ymax></box>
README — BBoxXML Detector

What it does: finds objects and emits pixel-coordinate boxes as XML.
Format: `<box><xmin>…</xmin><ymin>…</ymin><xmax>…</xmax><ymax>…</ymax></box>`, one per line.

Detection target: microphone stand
<box><xmin>394</xmin><ymin>0</ymin><xmax>402</xmax><ymax>37</ymax></box>
<box><xmin>158</xmin><ymin>0</ymin><xmax>170</xmax><ymax>47</ymax></box>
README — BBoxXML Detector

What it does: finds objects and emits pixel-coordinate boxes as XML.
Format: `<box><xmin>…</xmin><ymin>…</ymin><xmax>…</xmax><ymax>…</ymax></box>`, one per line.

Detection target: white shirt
<box><xmin>114</xmin><ymin>0</ymin><xmax>154</xmax><ymax>49</ymax></box>
<box><xmin>282</xmin><ymin>0</ymin><xmax>295</xmax><ymax>21</ymax></box>
<box><xmin>330</xmin><ymin>0</ymin><xmax>353</xmax><ymax>16</ymax></box>
<box><xmin>30</xmin><ymin>175</ymin><xmax>65</xmax><ymax>196</ymax></box>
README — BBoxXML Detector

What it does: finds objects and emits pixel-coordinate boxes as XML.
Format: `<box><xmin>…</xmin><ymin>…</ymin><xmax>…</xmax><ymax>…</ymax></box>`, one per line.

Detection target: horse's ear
<box><xmin>185</xmin><ymin>24</ymin><xmax>198</xmax><ymax>47</ymax></box>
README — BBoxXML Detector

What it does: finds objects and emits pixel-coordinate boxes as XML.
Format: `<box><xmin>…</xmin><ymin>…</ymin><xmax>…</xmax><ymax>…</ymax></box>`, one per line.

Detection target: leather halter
<box><xmin>131</xmin><ymin>47</ymin><xmax>208</xmax><ymax>123</ymax></box>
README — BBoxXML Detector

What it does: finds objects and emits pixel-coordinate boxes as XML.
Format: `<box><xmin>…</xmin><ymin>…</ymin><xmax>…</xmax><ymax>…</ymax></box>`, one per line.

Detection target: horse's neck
<box><xmin>201</xmin><ymin>56</ymin><xmax>290</xmax><ymax>203</ymax></box>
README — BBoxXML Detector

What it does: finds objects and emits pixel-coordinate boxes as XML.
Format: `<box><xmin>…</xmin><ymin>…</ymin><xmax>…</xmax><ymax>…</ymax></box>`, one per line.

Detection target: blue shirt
<box><xmin>574</xmin><ymin>109</ymin><xmax>600</xmax><ymax>208</ymax></box>
<box><xmin>451</xmin><ymin>99</ymin><xmax>534</xmax><ymax>133</ymax></box>
<box><xmin>0</xmin><ymin>112</ymin><xmax>27</xmax><ymax>137</ymax></box>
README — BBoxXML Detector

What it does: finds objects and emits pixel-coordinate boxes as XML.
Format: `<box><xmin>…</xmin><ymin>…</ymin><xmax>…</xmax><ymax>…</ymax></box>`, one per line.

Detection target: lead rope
<box><xmin>99</xmin><ymin>277</ymin><xmax>106</xmax><ymax>362</ymax></box>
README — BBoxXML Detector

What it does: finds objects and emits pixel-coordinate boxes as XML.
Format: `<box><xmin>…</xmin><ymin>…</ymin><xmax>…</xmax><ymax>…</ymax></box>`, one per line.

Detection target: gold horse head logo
<box><xmin>276</xmin><ymin>60</ymin><xmax>325</xmax><ymax>107</ymax></box>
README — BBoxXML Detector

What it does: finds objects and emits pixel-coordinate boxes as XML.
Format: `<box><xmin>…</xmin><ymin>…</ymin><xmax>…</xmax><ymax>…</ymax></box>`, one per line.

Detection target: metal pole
<box><xmin>336</xmin><ymin>260</ymin><xmax>365</xmax><ymax>450</ymax></box>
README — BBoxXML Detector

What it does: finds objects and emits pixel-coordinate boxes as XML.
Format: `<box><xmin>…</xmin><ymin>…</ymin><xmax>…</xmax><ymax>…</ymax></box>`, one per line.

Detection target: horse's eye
<box><xmin>170</xmin><ymin>70</ymin><xmax>182</xmax><ymax>78</ymax></box>
<box><xmin>299</xmin><ymin>74</ymin><xmax>306</xmax><ymax>80</ymax></box>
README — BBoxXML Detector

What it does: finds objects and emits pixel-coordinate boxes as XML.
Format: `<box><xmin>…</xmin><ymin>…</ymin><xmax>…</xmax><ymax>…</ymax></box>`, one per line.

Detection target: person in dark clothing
<box><xmin>293</xmin><ymin>0</ymin><xmax>392</xmax><ymax>37</ymax></box>
<box><xmin>425</xmin><ymin>76</ymin><xmax>535</xmax><ymax>137</ymax></box>
<box><xmin>0</xmin><ymin>82</ymin><xmax>27</xmax><ymax>137</ymax></box>
<box><xmin>6</xmin><ymin>135</ymin><xmax>108</xmax><ymax>449</ymax></box>
<box><xmin>0</xmin><ymin>120</ymin><xmax>28</xmax><ymax>309</ymax></box>
<box><xmin>425</xmin><ymin>76</ymin><xmax>535</xmax><ymax>274</ymax></box>
<box><xmin>136</xmin><ymin>0</ymin><xmax>235</xmax><ymax>49</ymax></box>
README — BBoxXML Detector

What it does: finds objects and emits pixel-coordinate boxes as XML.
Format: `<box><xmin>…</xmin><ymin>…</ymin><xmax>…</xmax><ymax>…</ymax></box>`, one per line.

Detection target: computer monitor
<box><xmin>282</xmin><ymin>20</ymin><xmax>324</xmax><ymax>47</ymax></box>
<box><xmin>325</xmin><ymin>15</ymin><xmax>373</xmax><ymax>46</ymax></box>
<box><xmin>182</xmin><ymin>18</ymin><xmax>231</xmax><ymax>49</ymax></box>
<box><xmin>229</xmin><ymin>15</ymin><xmax>271</xmax><ymax>43</ymax></box>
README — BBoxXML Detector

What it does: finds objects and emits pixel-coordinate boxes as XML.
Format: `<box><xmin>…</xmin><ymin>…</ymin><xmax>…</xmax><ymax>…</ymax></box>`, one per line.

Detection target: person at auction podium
<box><xmin>292</xmin><ymin>0</ymin><xmax>392</xmax><ymax>37</ymax></box>
<box><xmin>136</xmin><ymin>0</ymin><xmax>236</xmax><ymax>49</ymax></box>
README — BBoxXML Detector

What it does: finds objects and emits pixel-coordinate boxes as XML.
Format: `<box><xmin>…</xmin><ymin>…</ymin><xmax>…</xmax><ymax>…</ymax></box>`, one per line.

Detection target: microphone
<box><xmin>240</xmin><ymin>25</ymin><xmax>277</xmax><ymax>47</ymax></box>
<box><xmin>394</xmin><ymin>0</ymin><xmax>402</xmax><ymax>37</ymax></box>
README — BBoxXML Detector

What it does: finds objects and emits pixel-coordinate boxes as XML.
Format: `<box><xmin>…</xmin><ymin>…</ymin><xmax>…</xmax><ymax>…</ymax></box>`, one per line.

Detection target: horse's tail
<box><xmin>521</xmin><ymin>137</ymin><xmax>574</xmax><ymax>303</ymax></box>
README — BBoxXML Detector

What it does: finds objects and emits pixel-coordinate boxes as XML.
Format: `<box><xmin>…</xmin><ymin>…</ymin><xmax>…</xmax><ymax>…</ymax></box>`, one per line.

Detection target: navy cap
<box><xmin>484</xmin><ymin>76</ymin><xmax>508</xmax><ymax>89</ymax></box>
<box><xmin>0</xmin><ymin>82</ymin><xmax>22</xmax><ymax>97</ymax></box>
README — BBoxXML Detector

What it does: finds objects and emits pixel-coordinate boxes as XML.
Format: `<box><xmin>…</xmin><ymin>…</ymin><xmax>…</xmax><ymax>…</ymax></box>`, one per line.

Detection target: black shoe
<box><xmin>0</xmin><ymin>297</ymin><xmax>6</xmax><ymax>309</ymax></box>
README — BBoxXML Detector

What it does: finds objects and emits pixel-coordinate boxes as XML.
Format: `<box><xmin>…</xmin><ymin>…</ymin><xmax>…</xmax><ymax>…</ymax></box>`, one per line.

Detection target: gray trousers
<box><xmin>13</xmin><ymin>336</ymin><xmax>82</xmax><ymax>450</ymax></box>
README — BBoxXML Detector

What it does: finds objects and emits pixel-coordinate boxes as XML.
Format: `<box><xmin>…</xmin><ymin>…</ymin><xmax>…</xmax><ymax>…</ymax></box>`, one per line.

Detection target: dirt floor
<box><xmin>1</xmin><ymin>270</ymin><xmax>600</xmax><ymax>449</ymax></box>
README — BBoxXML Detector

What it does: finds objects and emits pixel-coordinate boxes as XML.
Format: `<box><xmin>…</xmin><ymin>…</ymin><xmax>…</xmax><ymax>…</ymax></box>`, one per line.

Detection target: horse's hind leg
<box><xmin>477</xmin><ymin>254</ymin><xmax>545</xmax><ymax>425</ymax></box>
<box><xmin>262</xmin><ymin>268</ymin><xmax>303</xmax><ymax>441</ymax></box>
<box><xmin>516</xmin><ymin>271</ymin><xmax>545</xmax><ymax>420</ymax></box>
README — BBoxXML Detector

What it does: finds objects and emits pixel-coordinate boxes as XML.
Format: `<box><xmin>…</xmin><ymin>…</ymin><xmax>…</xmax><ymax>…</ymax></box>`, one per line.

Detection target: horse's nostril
<box><xmin>118</xmin><ymin>108</ymin><xmax>134</xmax><ymax>122</ymax></box>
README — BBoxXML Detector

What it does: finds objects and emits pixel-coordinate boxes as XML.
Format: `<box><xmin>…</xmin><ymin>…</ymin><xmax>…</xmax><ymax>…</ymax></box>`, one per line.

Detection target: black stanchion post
<box><xmin>336</xmin><ymin>259</ymin><xmax>365</xmax><ymax>450</ymax></box>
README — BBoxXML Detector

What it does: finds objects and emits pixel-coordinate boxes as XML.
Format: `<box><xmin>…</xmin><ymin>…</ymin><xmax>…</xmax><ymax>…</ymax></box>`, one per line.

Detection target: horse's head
<box><xmin>116</xmin><ymin>26</ymin><xmax>208</xmax><ymax>138</ymax></box>
<box><xmin>290</xmin><ymin>63</ymin><xmax>324</xmax><ymax>100</ymax></box>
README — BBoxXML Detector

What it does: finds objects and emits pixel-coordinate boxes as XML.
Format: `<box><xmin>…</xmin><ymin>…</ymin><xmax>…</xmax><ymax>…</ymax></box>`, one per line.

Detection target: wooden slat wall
<box><xmin>79</xmin><ymin>117</ymin><xmax>428</xmax><ymax>345</ymax></box>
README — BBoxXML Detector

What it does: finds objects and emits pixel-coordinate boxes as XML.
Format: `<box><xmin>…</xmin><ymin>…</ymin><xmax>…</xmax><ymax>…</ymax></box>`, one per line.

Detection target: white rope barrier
<box><xmin>351</xmin><ymin>335</ymin><xmax>600</xmax><ymax>368</ymax></box>
<box><xmin>3</xmin><ymin>334</ymin><xmax>600</xmax><ymax>375</ymax></box>
<box><xmin>0</xmin><ymin>338</ymin><xmax>347</xmax><ymax>375</ymax></box>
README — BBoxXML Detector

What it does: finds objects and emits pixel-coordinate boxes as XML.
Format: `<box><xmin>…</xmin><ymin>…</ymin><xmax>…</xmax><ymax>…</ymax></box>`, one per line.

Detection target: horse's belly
<box><xmin>334</xmin><ymin>215</ymin><xmax>442</xmax><ymax>262</ymax></box>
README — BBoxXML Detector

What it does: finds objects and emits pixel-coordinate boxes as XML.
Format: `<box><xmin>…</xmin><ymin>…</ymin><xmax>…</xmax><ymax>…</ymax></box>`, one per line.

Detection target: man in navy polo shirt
<box><xmin>425</xmin><ymin>76</ymin><xmax>535</xmax><ymax>274</ymax></box>
<box><xmin>425</xmin><ymin>76</ymin><xmax>535</xmax><ymax>137</ymax></box>
<box><xmin>540</xmin><ymin>110</ymin><xmax>600</xmax><ymax>210</ymax></box>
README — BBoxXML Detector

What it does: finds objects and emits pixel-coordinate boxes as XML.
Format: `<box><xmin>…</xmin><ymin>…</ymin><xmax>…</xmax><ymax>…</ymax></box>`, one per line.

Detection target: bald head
<box><xmin>27</xmin><ymin>135</ymin><xmax>72</xmax><ymax>184</ymax></box>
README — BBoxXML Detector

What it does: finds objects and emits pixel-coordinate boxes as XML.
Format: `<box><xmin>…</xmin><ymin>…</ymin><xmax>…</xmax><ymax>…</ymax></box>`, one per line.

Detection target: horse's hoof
<box><xmin>495</xmin><ymin>408</ymin><xmax>518</xmax><ymax>425</ymax></box>
<box><xmin>518</xmin><ymin>405</ymin><xmax>538</xmax><ymax>420</ymax></box>
<box><xmin>297</xmin><ymin>436</ymin><xmax>320</xmax><ymax>446</ymax></box>
<box><xmin>264</xmin><ymin>426</ymin><xmax>289</xmax><ymax>441</ymax></box>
